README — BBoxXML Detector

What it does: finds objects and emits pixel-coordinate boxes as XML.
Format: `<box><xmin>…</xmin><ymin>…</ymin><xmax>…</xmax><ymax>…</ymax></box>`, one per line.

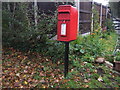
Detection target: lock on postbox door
<box><xmin>57</xmin><ymin>5</ymin><xmax>78</xmax><ymax>42</ymax></box>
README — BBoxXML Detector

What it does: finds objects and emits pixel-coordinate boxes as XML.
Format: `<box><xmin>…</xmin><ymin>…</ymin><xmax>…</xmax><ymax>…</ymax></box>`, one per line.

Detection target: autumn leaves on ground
<box><xmin>2</xmin><ymin>47</ymin><xmax>120</xmax><ymax>88</ymax></box>
<box><xmin>2</xmin><ymin>48</ymin><xmax>65</xmax><ymax>88</ymax></box>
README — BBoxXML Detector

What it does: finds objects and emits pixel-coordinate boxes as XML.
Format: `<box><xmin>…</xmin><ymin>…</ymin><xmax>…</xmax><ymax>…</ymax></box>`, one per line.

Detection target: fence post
<box><xmin>100</xmin><ymin>3</ymin><xmax>102</xmax><ymax>27</ymax></box>
<box><xmin>91</xmin><ymin>1</ymin><xmax>94</xmax><ymax>33</ymax></box>
<box><xmin>106</xmin><ymin>6</ymin><xmax>108</xmax><ymax>19</ymax></box>
<box><xmin>75</xmin><ymin>0</ymin><xmax>80</xmax><ymax>35</ymax></box>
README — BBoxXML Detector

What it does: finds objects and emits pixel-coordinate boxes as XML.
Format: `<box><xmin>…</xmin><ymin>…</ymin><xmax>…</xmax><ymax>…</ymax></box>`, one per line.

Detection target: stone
<box><xmin>105</xmin><ymin>61</ymin><xmax>113</xmax><ymax>69</ymax></box>
<box><xmin>95</xmin><ymin>58</ymin><xmax>105</xmax><ymax>63</ymax></box>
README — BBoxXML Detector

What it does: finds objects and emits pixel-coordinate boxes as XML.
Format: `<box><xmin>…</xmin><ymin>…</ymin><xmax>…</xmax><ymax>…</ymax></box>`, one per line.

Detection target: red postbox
<box><xmin>57</xmin><ymin>5</ymin><xmax>78</xmax><ymax>42</ymax></box>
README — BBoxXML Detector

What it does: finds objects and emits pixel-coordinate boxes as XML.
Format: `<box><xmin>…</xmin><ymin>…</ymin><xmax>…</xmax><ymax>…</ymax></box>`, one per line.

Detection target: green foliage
<box><xmin>92</xmin><ymin>6</ymin><xmax>102</xmax><ymax>33</ymax></box>
<box><xmin>84</xmin><ymin>63</ymin><xmax>94</xmax><ymax>68</ymax></box>
<box><xmin>42</xmin><ymin>40</ymin><xmax>64</xmax><ymax>62</ymax></box>
<box><xmin>73</xmin><ymin>32</ymin><xmax>117</xmax><ymax>63</ymax></box>
<box><xmin>88</xmin><ymin>79</ymin><xmax>103</xmax><ymax>88</ymax></box>
<box><xmin>105</xmin><ymin>19</ymin><xmax>115</xmax><ymax>32</ymax></box>
<box><xmin>33</xmin><ymin>73</ymin><xmax>41</xmax><ymax>80</ymax></box>
<box><xmin>70</xmin><ymin>9</ymin><xmax>117</xmax><ymax>63</ymax></box>
<box><xmin>70</xmin><ymin>34</ymin><xmax>106</xmax><ymax>63</ymax></box>
<box><xmin>105</xmin><ymin>55</ymin><xmax>114</xmax><ymax>63</ymax></box>
<box><xmin>102</xmin><ymin>76</ymin><xmax>110</xmax><ymax>83</ymax></box>
<box><xmin>67</xmin><ymin>80</ymin><xmax>77</xmax><ymax>88</ymax></box>
<box><xmin>72</xmin><ymin>60</ymin><xmax>80</xmax><ymax>67</ymax></box>
<box><xmin>114</xmin><ymin>51</ymin><xmax>120</xmax><ymax>61</ymax></box>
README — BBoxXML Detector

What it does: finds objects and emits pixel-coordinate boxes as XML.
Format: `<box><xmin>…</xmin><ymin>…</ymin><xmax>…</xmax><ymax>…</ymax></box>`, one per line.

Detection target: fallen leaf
<box><xmin>83</xmin><ymin>85</ymin><xmax>89</xmax><ymax>88</ymax></box>
<box><xmin>24</xmin><ymin>70</ymin><xmax>28</xmax><ymax>73</ymax></box>
<box><xmin>94</xmin><ymin>70</ymin><xmax>97</xmax><ymax>73</ymax></box>
<box><xmin>20</xmin><ymin>86</ymin><xmax>23</xmax><ymax>88</ymax></box>
<box><xmin>84</xmin><ymin>79</ymin><xmax>89</xmax><ymax>83</ymax></box>
<box><xmin>17</xmin><ymin>55</ymin><xmax>21</xmax><ymax>58</ymax></box>
<box><xmin>39</xmin><ymin>72</ymin><xmax>45</xmax><ymax>76</ymax></box>
<box><xmin>25</xmin><ymin>66</ymin><xmax>28</xmax><ymax>69</ymax></box>
<box><xmin>57</xmin><ymin>61</ymin><xmax>60</xmax><ymax>64</ymax></box>
<box><xmin>27</xmin><ymin>62</ymin><xmax>31</xmax><ymax>65</ymax></box>
<box><xmin>23</xmin><ymin>75</ymin><xmax>26</xmax><ymax>78</ymax></box>
<box><xmin>42</xmin><ymin>85</ymin><xmax>46</xmax><ymax>88</ymax></box>
<box><xmin>54</xmin><ymin>79</ymin><xmax>59</xmax><ymax>83</ymax></box>
<box><xmin>14</xmin><ymin>82</ymin><xmax>20</xmax><ymax>87</ymax></box>
<box><xmin>98</xmin><ymin>76</ymin><xmax>103</xmax><ymax>82</ymax></box>
<box><xmin>15</xmin><ymin>80</ymin><xmax>19</xmax><ymax>82</ymax></box>
<box><xmin>46</xmin><ymin>59</ymin><xmax>49</xmax><ymax>61</ymax></box>
<box><xmin>71</xmin><ymin>69</ymin><xmax>74</xmax><ymax>72</ymax></box>
<box><xmin>16</xmin><ymin>73</ymin><xmax>20</xmax><ymax>77</ymax></box>
<box><xmin>24</xmin><ymin>81</ymin><xmax>28</xmax><ymax>85</ymax></box>
<box><xmin>40</xmin><ymin>80</ymin><xmax>45</xmax><ymax>83</ymax></box>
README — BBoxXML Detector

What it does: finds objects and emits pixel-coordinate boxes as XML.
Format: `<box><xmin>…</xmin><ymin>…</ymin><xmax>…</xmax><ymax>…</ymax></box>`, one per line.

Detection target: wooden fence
<box><xmin>79</xmin><ymin>2</ymin><xmax>109</xmax><ymax>34</ymax></box>
<box><xmin>79</xmin><ymin>2</ymin><xmax>92</xmax><ymax>34</ymax></box>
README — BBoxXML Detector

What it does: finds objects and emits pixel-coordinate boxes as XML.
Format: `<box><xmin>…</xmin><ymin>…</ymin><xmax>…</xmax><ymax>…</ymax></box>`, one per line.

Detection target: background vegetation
<box><xmin>109</xmin><ymin>1</ymin><xmax>120</xmax><ymax>18</ymax></box>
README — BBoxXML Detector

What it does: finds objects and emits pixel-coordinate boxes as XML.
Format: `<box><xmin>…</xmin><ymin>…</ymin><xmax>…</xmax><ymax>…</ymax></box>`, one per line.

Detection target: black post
<box><xmin>64</xmin><ymin>42</ymin><xmax>69</xmax><ymax>77</ymax></box>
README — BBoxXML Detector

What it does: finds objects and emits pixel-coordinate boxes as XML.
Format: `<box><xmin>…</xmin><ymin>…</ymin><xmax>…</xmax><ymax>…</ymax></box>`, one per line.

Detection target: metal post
<box><xmin>64</xmin><ymin>42</ymin><xmax>69</xmax><ymax>77</ymax></box>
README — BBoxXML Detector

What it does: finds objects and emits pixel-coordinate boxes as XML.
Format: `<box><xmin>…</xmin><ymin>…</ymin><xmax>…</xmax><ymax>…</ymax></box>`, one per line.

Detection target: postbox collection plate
<box><xmin>61</xmin><ymin>24</ymin><xmax>66</xmax><ymax>36</ymax></box>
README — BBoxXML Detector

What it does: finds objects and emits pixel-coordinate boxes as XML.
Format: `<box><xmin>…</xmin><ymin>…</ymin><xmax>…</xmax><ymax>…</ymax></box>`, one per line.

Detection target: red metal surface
<box><xmin>57</xmin><ymin>5</ymin><xmax>78</xmax><ymax>42</ymax></box>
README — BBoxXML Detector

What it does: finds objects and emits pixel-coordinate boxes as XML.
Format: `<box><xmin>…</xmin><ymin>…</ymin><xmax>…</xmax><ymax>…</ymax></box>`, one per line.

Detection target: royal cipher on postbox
<box><xmin>57</xmin><ymin>5</ymin><xmax>78</xmax><ymax>42</ymax></box>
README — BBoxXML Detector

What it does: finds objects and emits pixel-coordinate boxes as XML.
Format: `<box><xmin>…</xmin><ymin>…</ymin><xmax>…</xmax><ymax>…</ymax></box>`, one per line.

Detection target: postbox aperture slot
<box><xmin>58</xmin><ymin>12</ymin><xmax>70</xmax><ymax>20</ymax></box>
<box><xmin>58</xmin><ymin>12</ymin><xmax>69</xmax><ymax>14</ymax></box>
